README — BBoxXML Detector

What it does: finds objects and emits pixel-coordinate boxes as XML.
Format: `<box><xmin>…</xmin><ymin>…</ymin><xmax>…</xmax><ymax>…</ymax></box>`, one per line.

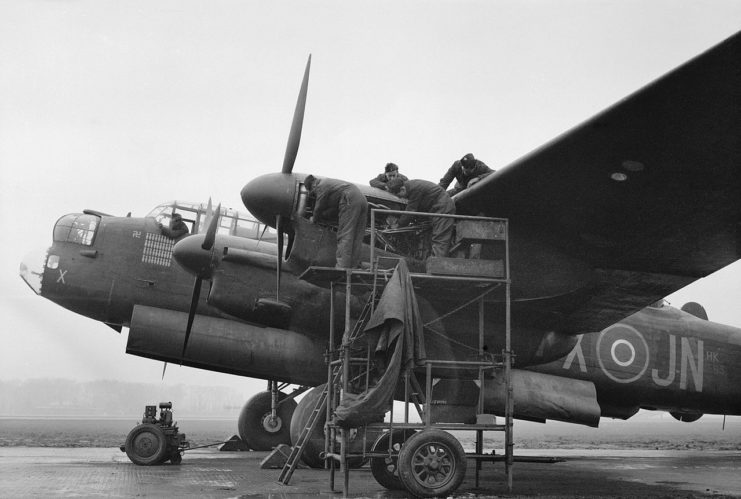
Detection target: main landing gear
<box><xmin>238</xmin><ymin>381</ymin><xmax>300</xmax><ymax>451</ymax></box>
<box><xmin>289</xmin><ymin>384</ymin><xmax>372</xmax><ymax>468</ymax></box>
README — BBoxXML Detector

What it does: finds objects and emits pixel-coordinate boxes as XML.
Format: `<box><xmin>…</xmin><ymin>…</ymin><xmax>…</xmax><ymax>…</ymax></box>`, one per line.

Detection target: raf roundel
<box><xmin>596</xmin><ymin>324</ymin><xmax>650</xmax><ymax>383</ymax></box>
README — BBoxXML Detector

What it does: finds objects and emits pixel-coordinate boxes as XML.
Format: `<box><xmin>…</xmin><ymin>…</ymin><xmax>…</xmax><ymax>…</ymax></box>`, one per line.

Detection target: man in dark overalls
<box><xmin>387</xmin><ymin>178</ymin><xmax>456</xmax><ymax>258</ymax></box>
<box><xmin>439</xmin><ymin>153</ymin><xmax>494</xmax><ymax>196</ymax></box>
<box><xmin>305</xmin><ymin>175</ymin><xmax>368</xmax><ymax>268</ymax></box>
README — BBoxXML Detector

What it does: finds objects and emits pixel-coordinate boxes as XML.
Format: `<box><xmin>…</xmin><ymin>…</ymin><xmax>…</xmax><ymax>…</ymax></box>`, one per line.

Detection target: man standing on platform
<box><xmin>305</xmin><ymin>175</ymin><xmax>368</xmax><ymax>268</ymax></box>
<box><xmin>386</xmin><ymin>178</ymin><xmax>456</xmax><ymax>258</ymax></box>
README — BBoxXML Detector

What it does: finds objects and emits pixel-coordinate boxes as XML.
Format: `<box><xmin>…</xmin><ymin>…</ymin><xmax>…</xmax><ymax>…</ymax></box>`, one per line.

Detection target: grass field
<box><xmin>0</xmin><ymin>418</ymin><xmax>238</xmax><ymax>448</ymax></box>
<box><xmin>1</xmin><ymin>415</ymin><xmax>739</xmax><ymax>450</ymax></box>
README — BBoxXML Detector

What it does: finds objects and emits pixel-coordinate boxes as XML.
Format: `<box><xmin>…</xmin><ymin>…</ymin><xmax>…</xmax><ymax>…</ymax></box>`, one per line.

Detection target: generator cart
<box><xmin>121</xmin><ymin>401</ymin><xmax>189</xmax><ymax>465</ymax></box>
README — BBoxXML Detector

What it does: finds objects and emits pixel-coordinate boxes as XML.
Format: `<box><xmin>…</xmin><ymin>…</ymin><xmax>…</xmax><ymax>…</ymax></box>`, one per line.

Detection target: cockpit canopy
<box><xmin>146</xmin><ymin>200</ymin><xmax>277</xmax><ymax>241</ymax></box>
<box><xmin>53</xmin><ymin>213</ymin><xmax>99</xmax><ymax>246</ymax></box>
<box><xmin>52</xmin><ymin>201</ymin><xmax>277</xmax><ymax>247</ymax></box>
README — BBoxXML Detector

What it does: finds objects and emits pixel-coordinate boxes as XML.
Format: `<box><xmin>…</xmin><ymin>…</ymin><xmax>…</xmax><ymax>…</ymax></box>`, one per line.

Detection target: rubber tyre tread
<box><xmin>397</xmin><ymin>429</ymin><xmax>467</xmax><ymax>498</ymax></box>
<box><xmin>238</xmin><ymin>390</ymin><xmax>297</xmax><ymax>451</ymax></box>
<box><xmin>125</xmin><ymin>423</ymin><xmax>169</xmax><ymax>466</ymax></box>
<box><xmin>289</xmin><ymin>385</ymin><xmax>326</xmax><ymax>468</ymax></box>
<box><xmin>370</xmin><ymin>429</ymin><xmax>416</xmax><ymax>490</ymax></box>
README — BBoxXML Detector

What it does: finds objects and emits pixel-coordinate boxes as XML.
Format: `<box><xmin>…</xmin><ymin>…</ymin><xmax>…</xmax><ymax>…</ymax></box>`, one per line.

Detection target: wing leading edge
<box><xmin>457</xmin><ymin>31</ymin><xmax>741</xmax><ymax>333</ymax></box>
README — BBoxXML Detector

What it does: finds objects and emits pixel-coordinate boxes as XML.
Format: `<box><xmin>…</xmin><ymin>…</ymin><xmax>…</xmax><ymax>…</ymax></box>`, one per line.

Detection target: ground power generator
<box><xmin>121</xmin><ymin>402</ymin><xmax>189</xmax><ymax>465</ymax></box>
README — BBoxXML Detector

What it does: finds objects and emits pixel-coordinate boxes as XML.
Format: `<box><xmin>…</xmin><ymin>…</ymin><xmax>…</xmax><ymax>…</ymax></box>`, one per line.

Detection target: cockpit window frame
<box><xmin>53</xmin><ymin>213</ymin><xmax>100</xmax><ymax>246</ymax></box>
<box><xmin>146</xmin><ymin>200</ymin><xmax>278</xmax><ymax>242</ymax></box>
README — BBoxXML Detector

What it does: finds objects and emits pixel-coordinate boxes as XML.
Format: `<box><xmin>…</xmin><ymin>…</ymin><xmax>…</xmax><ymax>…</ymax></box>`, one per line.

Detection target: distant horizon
<box><xmin>1</xmin><ymin>376</ymin><xmax>738</xmax><ymax>424</ymax></box>
<box><xmin>0</xmin><ymin>378</ymin><xmax>249</xmax><ymax>418</ymax></box>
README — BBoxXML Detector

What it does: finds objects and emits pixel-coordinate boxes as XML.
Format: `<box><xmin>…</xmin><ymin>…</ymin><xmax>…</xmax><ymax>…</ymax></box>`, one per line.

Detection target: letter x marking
<box><xmin>57</xmin><ymin>269</ymin><xmax>67</xmax><ymax>284</ymax></box>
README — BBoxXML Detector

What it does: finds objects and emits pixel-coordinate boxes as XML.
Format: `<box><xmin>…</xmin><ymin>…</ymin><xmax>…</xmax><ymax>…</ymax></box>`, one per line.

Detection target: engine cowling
<box><xmin>126</xmin><ymin>305</ymin><xmax>325</xmax><ymax>385</ymax></box>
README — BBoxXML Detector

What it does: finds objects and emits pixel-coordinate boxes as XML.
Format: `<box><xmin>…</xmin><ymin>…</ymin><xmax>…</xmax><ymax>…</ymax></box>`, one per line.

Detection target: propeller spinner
<box><xmin>172</xmin><ymin>202</ymin><xmax>221</xmax><ymax>359</ymax></box>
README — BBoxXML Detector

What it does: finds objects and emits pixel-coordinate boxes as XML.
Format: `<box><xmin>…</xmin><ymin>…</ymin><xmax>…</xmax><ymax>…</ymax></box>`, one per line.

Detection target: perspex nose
<box><xmin>20</xmin><ymin>248</ymin><xmax>48</xmax><ymax>295</ymax></box>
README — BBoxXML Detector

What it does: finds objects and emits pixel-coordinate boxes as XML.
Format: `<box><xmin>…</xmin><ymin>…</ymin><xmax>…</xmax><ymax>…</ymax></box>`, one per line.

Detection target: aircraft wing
<box><xmin>456</xmin><ymin>31</ymin><xmax>741</xmax><ymax>333</ymax></box>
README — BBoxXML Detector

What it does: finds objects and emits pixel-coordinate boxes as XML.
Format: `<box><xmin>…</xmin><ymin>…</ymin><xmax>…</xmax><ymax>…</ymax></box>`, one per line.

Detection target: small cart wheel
<box><xmin>170</xmin><ymin>452</ymin><xmax>182</xmax><ymax>465</ymax></box>
<box><xmin>125</xmin><ymin>424</ymin><xmax>168</xmax><ymax>466</ymax></box>
<box><xmin>370</xmin><ymin>429</ymin><xmax>416</xmax><ymax>490</ymax></box>
<box><xmin>397</xmin><ymin>429</ymin><xmax>467</xmax><ymax>498</ymax></box>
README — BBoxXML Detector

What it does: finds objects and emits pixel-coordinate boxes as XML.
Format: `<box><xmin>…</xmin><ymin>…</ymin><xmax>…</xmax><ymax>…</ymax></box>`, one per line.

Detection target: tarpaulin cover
<box><xmin>334</xmin><ymin>260</ymin><xmax>425</xmax><ymax>427</ymax></box>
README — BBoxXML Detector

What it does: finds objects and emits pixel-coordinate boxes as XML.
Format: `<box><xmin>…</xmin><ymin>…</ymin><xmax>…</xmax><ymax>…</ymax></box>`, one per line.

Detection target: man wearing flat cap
<box><xmin>439</xmin><ymin>153</ymin><xmax>493</xmax><ymax>196</ymax></box>
<box><xmin>369</xmin><ymin>162</ymin><xmax>408</xmax><ymax>191</ymax></box>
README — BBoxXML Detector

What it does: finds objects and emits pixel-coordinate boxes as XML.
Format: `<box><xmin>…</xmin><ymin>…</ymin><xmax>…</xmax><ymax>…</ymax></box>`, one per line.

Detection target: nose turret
<box><xmin>20</xmin><ymin>248</ymin><xmax>48</xmax><ymax>295</ymax></box>
<box><xmin>241</xmin><ymin>172</ymin><xmax>302</xmax><ymax>227</ymax></box>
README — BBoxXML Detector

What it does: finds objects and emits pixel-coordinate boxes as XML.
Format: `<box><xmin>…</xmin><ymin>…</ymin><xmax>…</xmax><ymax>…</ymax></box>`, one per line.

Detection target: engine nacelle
<box><xmin>126</xmin><ymin>305</ymin><xmax>326</xmax><ymax>385</ymax></box>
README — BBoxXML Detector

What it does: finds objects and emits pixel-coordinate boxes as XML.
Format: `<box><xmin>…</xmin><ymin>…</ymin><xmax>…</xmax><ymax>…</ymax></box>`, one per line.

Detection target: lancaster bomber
<box><xmin>20</xmin><ymin>29</ymin><xmax>741</xmax><ymax>496</ymax></box>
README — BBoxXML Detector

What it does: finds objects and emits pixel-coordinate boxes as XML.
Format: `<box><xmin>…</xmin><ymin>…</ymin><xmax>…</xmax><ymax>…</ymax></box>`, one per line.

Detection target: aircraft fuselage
<box><xmin>531</xmin><ymin>305</ymin><xmax>741</xmax><ymax>417</ymax></box>
<box><xmin>21</xmin><ymin>209</ymin><xmax>741</xmax><ymax>420</ymax></box>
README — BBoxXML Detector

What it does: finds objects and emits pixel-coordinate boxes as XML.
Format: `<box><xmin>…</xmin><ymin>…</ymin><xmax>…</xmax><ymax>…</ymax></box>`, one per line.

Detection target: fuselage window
<box><xmin>219</xmin><ymin>215</ymin><xmax>233</xmax><ymax>236</ymax></box>
<box><xmin>53</xmin><ymin>214</ymin><xmax>98</xmax><ymax>246</ymax></box>
<box><xmin>234</xmin><ymin>219</ymin><xmax>258</xmax><ymax>238</ymax></box>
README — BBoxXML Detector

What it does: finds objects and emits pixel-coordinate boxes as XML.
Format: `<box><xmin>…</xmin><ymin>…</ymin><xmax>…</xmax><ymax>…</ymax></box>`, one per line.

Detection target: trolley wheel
<box><xmin>397</xmin><ymin>429</ymin><xmax>467</xmax><ymax>498</ymax></box>
<box><xmin>170</xmin><ymin>451</ymin><xmax>182</xmax><ymax>465</ymax></box>
<box><xmin>125</xmin><ymin>424</ymin><xmax>168</xmax><ymax>466</ymax></box>
<box><xmin>370</xmin><ymin>429</ymin><xmax>416</xmax><ymax>490</ymax></box>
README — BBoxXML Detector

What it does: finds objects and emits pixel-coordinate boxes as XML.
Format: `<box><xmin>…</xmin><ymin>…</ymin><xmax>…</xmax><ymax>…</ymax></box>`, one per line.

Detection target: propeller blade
<box><xmin>282</xmin><ymin>55</ymin><xmax>311</xmax><ymax>174</ymax></box>
<box><xmin>258</xmin><ymin>224</ymin><xmax>269</xmax><ymax>244</ymax></box>
<box><xmin>161</xmin><ymin>362</ymin><xmax>168</xmax><ymax>380</ymax></box>
<box><xmin>286</xmin><ymin>229</ymin><xmax>295</xmax><ymax>257</ymax></box>
<box><xmin>202</xmin><ymin>203</ymin><xmax>221</xmax><ymax>250</ymax></box>
<box><xmin>182</xmin><ymin>276</ymin><xmax>202</xmax><ymax>360</ymax></box>
<box><xmin>276</xmin><ymin>215</ymin><xmax>283</xmax><ymax>299</ymax></box>
<box><xmin>202</xmin><ymin>198</ymin><xmax>213</xmax><ymax>229</ymax></box>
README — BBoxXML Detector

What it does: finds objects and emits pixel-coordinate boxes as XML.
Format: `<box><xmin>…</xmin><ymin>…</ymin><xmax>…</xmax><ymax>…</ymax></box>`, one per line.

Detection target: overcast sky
<box><xmin>1</xmin><ymin>1</ymin><xmax>741</xmax><ymax>398</ymax></box>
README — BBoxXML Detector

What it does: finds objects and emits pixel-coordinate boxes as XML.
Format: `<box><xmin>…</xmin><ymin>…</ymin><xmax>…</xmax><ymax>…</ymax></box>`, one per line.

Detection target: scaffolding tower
<box><xmin>293</xmin><ymin>210</ymin><xmax>513</xmax><ymax>497</ymax></box>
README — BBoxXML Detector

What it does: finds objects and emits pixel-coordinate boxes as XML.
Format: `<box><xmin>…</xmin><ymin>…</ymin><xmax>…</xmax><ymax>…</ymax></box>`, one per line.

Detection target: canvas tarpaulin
<box><xmin>334</xmin><ymin>260</ymin><xmax>425</xmax><ymax>427</ymax></box>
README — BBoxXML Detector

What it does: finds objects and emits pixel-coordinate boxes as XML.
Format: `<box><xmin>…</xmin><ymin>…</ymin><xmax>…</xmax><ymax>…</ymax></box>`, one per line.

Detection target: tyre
<box><xmin>289</xmin><ymin>385</ymin><xmax>368</xmax><ymax>469</ymax></box>
<box><xmin>370</xmin><ymin>429</ymin><xmax>416</xmax><ymax>490</ymax></box>
<box><xmin>238</xmin><ymin>390</ymin><xmax>297</xmax><ymax>451</ymax></box>
<box><xmin>289</xmin><ymin>385</ymin><xmax>327</xmax><ymax>468</ymax></box>
<box><xmin>125</xmin><ymin>424</ymin><xmax>168</xmax><ymax>466</ymax></box>
<box><xmin>397</xmin><ymin>429</ymin><xmax>467</xmax><ymax>497</ymax></box>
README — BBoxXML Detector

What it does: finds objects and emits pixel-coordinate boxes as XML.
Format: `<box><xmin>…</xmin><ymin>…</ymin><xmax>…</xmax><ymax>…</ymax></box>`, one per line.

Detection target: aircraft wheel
<box><xmin>125</xmin><ymin>424</ymin><xmax>168</xmax><ymax>466</ymax></box>
<box><xmin>290</xmin><ymin>385</ymin><xmax>370</xmax><ymax>469</ymax></box>
<box><xmin>289</xmin><ymin>385</ymin><xmax>327</xmax><ymax>468</ymax></box>
<box><xmin>238</xmin><ymin>390</ymin><xmax>296</xmax><ymax>451</ymax></box>
<box><xmin>397</xmin><ymin>429</ymin><xmax>466</xmax><ymax>498</ymax></box>
<box><xmin>370</xmin><ymin>429</ymin><xmax>416</xmax><ymax>490</ymax></box>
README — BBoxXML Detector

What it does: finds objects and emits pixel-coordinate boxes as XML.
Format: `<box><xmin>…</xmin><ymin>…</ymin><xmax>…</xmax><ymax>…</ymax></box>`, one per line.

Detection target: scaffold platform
<box><xmin>287</xmin><ymin>211</ymin><xmax>514</xmax><ymax>497</ymax></box>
